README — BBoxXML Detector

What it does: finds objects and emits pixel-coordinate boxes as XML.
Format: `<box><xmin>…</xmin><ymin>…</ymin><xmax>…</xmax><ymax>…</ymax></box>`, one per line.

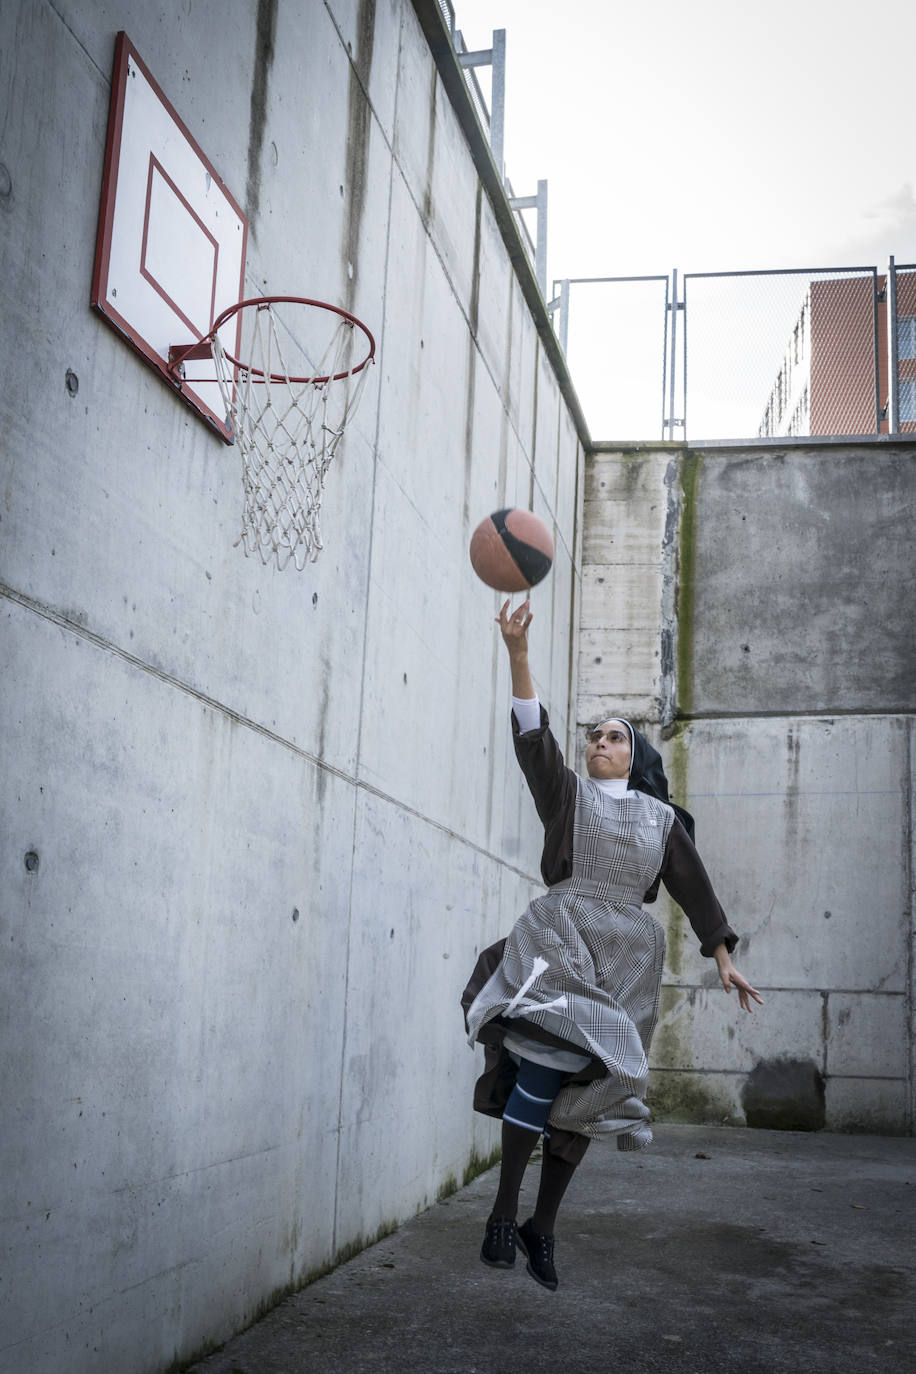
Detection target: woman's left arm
<box><xmin>660</xmin><ymin>819</ymin><xmax>763</xmax><ymax>1014</ymax></box>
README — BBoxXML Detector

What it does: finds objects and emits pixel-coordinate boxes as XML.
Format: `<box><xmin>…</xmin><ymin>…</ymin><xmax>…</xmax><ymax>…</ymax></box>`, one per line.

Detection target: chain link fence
<box><xmin>554</xmin><ymin>275</ymin><xmax>671</xmax><ymax>442</ymax></box>
<box><xmin>685</xmin><ymin>266</ymin><xmax>882</xmax><ymax>442</ymax></box>
<box><xmin>440</xmin><ymin>5</ymin><xmax>915</xmax><ymax>445</ymax></box>
<box><xmin>891</xmin><ymin>264</ymin><xmax>916</xmax><ymax>430</ymax></box>
<box><xmin>555</xmin><ymin>261</ymin><xmax>916</xmax><ymax>443</ymax></box>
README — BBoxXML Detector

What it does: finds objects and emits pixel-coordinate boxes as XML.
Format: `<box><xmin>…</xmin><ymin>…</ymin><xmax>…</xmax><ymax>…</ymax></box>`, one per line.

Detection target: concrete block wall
<box><xmin>580</xmin><ymin>442</ymin><xmax>916</xmax><ymax>1137</ymax></box>
<box><xmin>0</xmin><ymin>2</ymin><xmax>583</xmax><ymax>1370</ymax></box>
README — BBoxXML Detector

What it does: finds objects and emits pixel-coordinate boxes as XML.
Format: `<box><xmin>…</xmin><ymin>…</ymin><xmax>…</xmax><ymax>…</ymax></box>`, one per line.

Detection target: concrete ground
<box><xmin>188</xmin><ymin>1123</ymin><xmax>915</xmax><ymax>1374</ymax></box>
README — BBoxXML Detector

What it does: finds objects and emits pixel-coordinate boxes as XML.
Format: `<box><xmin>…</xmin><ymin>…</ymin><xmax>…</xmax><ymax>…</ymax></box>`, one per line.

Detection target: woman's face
<box><xmin>585</xmin><ymin>719</ymin><xmax>632</xmax><ymax>780</ymax></box>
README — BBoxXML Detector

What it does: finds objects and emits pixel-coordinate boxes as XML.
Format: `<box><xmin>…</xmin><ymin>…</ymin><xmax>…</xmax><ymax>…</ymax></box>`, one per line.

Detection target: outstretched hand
<box><xmin>497</xmin><ymin>598</ymin><xmax>532</xmax><ymax>654</ymax></box>
<box><xmin>714</xmin><ymin>948</ymin><xmax>764</xmax><ymax>1013</ymax></box>
<box><xmin>497</xmin><ymin>599</ymin><xmax>535</xmax><ymax>699</ymax></box>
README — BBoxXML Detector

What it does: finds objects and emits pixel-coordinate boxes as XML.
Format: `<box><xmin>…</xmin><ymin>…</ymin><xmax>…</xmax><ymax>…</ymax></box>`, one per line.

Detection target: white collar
<box><xmin>592</xmin><ymin>777</ymin><xmax>629</xmax><ymax>797</ymax></box>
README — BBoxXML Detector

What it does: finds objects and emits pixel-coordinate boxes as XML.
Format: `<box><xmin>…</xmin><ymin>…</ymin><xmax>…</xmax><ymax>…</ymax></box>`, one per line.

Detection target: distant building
<box><xmin>759</xmin><ymin>272</ymin><xmax>916</xmax><ymax>437</ymax></box>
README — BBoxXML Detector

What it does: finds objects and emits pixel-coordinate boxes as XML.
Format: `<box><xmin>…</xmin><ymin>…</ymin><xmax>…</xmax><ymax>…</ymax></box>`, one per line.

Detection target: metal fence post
<box><xmin>547</xmin><ymin>280</ymin><xmax>570</xmax><ymax>352</ymax></box>
<box><xmin>667</xmin><ymin>268</ymin><xmax>679</xmax><ymax>438</ymax></box>
<box><xmin>887</xmin><ymin>255</ymin><xmax>900</xmax><ymax>435</ymax></box>
<box><xmin>453</xmin><ymin>23</ymin><xmax>544</xmax><ymax>295</ymax></box>
<box><xmin>490</xmin><ymin>29</ymin><xmax>506</xmax><ymax>179</ymax></box>
<box><xmin>457</xmin><ymin>28</ymin><xmax>506</xmax><ymax>175</ymax></box>
<box><xmin>535</xmin><ymin>180</ymin><xmax>548</xmax><ymax>297</ymax></box>
<box><xmin>681</xmin><ymin>270</ymin><xmax>688</xmax><ymax>440</ymax></box>
<box><xmin>660</xmin><ymin>274</ymin><xmax>670</xmax><ymax>440</ymax></box>
<box><xmin>508</xmin><ymin>182</ymin><xmax>549</xmax><ymax>297</ymax></box>
<box><xmin>559</xmin><ymin>277</ymin><xmax>570</xmax><ymax>355</ymax></box>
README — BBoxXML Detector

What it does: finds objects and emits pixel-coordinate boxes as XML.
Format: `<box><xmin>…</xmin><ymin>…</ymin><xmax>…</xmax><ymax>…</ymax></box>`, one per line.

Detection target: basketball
<box><xmin>469</xmin><ymin>508</ymin><xmax>555</xmax><ymax>592</ymax></box>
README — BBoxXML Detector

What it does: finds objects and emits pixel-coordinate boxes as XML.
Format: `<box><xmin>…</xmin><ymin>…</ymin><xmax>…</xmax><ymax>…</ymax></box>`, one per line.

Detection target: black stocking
<box><xmin>489</xmin><ymin>1120</ymin><xmax>540</xmax><ymax>1220</ymax></box>
<box><xmin>531</xmin><ymin>1141</ymin><xmax>587</xmax><ymax>1234</ymax></box>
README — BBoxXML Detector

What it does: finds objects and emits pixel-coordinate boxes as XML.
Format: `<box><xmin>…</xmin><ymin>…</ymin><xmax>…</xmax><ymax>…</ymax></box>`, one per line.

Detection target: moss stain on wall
<box><xmin>651</xmin><ymin>985</ymin><xmax>694</xmax><ymax>1069</ymax></box>
<box><xmin>660</xmin><ymin>723</ymin><xmax>690</xmax><ymax>975</ymax></box>
<box><xmin>648</xmin><ymin>1069</ymin><xmax>741</xmax><ymax>1125</ymax></box>
<box><xmin>675</xmin><ymin>450</ymin><xmax>702</xmax><ymax>720</ymax></box>
<box><xmin>662</xmin><ymin>449</ymin><xmax>702</xmax><ymax>981</ymax></box>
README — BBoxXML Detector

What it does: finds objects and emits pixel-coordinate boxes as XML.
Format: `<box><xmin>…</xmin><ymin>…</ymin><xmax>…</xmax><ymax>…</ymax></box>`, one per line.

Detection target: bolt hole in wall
<box><xmin>24</xmin><ymin>851</ymin><xmax>39</xmax><ymax>873</ymax></box>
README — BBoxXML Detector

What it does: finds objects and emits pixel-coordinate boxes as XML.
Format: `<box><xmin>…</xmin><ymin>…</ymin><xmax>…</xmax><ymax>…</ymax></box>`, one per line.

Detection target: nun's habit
<box><xmin>462</xmin><ymin>705</ymin><xmax>737</xmax><ymax>1160</ymax></box>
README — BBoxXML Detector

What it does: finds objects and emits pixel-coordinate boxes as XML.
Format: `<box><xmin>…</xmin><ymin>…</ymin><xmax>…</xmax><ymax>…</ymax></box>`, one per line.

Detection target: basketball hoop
<box><xmin>170</xmin><ymin>296</ymin><xmax>375</xmax><ymax>571</ymax></box>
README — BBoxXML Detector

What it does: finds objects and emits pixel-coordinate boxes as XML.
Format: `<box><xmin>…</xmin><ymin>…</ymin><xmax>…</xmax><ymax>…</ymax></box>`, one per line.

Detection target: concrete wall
<box><xmin>580</xmin><ymin>441</ymin><xmax>916</xmax><ymax>1137</ymax></box>
<box><xmin>0</xmin><ymin>2</ymin><xmax>583</xmax><ymax>1370</ymax></box>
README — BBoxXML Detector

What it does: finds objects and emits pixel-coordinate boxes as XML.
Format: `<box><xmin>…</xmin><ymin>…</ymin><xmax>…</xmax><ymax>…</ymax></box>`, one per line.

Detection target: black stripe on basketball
<box><xmin>491</xmin><ymin>508</ymin><xmax>553</xmax><ymax>587</ymax></box>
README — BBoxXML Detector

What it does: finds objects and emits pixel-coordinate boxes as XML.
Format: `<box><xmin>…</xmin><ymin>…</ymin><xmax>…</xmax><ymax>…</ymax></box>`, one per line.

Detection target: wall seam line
<box><xmin>650</xmin><ymin>1067</ymin><xmax>906</xmax><ymax>1082</ymax></box>
<box><xmin>0</xmin><ymin>580</ymin><xmax>543</xmax><ymax>886</ymax></box>
<box><xmin>328</xmin><ymin>0</ymin><xmax>399</xmax><ymax>1260</ymax></box>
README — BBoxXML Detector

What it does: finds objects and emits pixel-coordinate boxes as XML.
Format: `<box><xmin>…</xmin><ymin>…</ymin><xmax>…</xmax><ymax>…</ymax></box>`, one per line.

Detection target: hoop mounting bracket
<box><xmin>168</xmin><ymin>340</ymin><xmax>214</xmax><ymax>370</ymax></box>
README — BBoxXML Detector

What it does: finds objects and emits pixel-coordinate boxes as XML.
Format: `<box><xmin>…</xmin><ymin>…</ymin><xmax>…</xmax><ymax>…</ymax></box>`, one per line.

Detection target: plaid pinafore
<box><xmin>465</xmin><ymin>776</ymin><xmax>674</xmax><ymax>1150</ymax></box>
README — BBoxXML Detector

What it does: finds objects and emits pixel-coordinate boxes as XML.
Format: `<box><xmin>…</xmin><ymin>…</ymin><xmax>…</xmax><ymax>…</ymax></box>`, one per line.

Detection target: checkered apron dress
<box><xmin>465</xmin><ymin>778</ymin><xmax>674</xmax><ymax>1150</ymax></box>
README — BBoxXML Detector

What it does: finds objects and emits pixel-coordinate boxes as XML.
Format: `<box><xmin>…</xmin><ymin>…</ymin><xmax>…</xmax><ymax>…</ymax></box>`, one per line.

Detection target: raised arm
<box><xmin>495</xmin><ymin>600</ymin><xmax>577</xmax><ymax>869</ymax></box>
<box><xmin>497</xmin><ymin>598</ymin><xmax>535</xmax><ymax>698</ymax></box>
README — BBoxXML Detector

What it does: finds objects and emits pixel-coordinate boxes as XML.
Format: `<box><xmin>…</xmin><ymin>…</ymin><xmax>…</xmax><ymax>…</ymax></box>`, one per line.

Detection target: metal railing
<box><xmin>439</xmin><ymin>2</ymin><xmax>548</xmax><ymax>296</ymax></box>
<box><xmin>442</xmin><ymin>4</ymin><xmax>915</xmax><ymax>444</ymax></box>
<box><xmin>551</xmin><ymin>260</ymin><xmax>916</xmax><ymax>443</ymax></box>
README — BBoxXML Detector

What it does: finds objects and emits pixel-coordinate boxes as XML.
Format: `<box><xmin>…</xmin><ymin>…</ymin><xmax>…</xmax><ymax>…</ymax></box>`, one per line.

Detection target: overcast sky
<box><xmin>454</xmin><ymin>0</ymin><xmax>916</xmax><ymax>277</ymax></box>
<box><xmin>451</xmin><ymin>0</ymin><xmax>916</xmax><ymax>438</ymax></box>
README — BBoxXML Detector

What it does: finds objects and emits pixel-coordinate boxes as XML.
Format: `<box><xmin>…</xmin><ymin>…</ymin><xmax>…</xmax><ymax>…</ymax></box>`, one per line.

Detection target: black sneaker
<box><xmin>480</xmin><ymin>1216</ymin><xmax>517</xmax><ymax>1268</ymax></box>
<box><xmin>517</xmin><ymin>1219</ymin><xmax>558</xmax><ymax>1290</ymax></box>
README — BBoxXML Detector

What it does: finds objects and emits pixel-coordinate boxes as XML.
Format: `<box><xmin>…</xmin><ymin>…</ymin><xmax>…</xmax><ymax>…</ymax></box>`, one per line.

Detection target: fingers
<box><xmin>735</xmin><ymin>974</ymin><xmax>764</xmax><ymax>1005</ymax></box>
<box><xmin>732</xmin><ymin>975</ymin><xmax>764</xmax><ymax>1013</ymax></box>
<box><xmin>720</xmin><ymin>962</ymin><xmax>764</xmax><ymax>1013</ymax></box>
<box><xmin>496</xmin><ymin>598</ymin><xmax>532</xmax><ymax>631</ymax></box>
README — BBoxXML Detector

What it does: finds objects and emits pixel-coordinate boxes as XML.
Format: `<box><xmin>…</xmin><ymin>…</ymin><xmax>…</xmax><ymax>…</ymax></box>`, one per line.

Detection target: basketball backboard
<box><xmin>91</xmin><ymin>32</ymin><xmax>248</xmax><ymax>441</ymax></box>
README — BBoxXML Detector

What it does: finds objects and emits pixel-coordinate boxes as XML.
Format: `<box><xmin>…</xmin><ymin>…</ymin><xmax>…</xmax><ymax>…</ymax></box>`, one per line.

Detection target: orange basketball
<box><xmin>469</xmin><ymin>508</ymin><xmax>554</xmax><ymax>592</ymax></box>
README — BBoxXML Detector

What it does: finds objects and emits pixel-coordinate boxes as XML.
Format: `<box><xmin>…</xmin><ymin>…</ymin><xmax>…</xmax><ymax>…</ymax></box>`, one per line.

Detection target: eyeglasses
<box><xmin>584</xmin><ymin>726</ymin><xmax>629</xmax><ymax>746</ymax></box>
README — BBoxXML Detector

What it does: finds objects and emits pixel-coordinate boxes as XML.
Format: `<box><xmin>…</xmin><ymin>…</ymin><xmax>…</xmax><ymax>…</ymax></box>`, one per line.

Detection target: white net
<box><xmin>210</xmin><ymin>302</ymin><xmax>372</xmax><ymax>571</ymax></box>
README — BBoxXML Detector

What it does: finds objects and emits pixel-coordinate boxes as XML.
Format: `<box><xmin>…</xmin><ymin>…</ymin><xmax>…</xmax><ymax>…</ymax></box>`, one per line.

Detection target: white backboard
<box><xmin>92</xmin><ymin>32</ymin><xmax>248</xmax><ymax>440</ymax></box>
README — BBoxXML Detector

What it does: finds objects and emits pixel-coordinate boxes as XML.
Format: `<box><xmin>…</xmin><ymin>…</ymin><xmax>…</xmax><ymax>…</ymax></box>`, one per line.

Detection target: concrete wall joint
<box><xmin>0</xmin><ymin>580</ymin><xmax>544</xmax><ymax>889</ymax></box>
<box><xmin>47</xmin><ymin>0</ymin><xmax>109</xmax><ymax>82</ymax></box>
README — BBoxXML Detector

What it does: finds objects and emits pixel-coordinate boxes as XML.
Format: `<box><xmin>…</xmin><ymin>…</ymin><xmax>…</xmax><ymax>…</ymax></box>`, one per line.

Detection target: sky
<box><xmin>451</xmin><ymin>0</ymin><xmax>916</xmax><ymax>438</ymax></box>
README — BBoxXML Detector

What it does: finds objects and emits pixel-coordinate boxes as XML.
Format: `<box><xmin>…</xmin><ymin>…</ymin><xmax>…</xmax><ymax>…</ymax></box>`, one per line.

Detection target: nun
<box><xmin>462</xmin><ymin>599</ymin><xmax>763</xmax><ymax>1291</ymax></box>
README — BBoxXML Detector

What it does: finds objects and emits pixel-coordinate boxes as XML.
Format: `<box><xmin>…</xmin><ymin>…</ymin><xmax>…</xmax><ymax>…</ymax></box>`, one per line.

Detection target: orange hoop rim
<box><xmin>170</xmin><ymin>295</ymin><xmax>376</xmax><ymax>385</ymax></box>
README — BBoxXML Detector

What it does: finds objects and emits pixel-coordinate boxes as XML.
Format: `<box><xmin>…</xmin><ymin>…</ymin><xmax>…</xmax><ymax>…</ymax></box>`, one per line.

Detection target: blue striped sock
<box><xmin>503</xmin><ymin>1059</ymin><xmax>571</xmax><ymax>1134</ymax></box>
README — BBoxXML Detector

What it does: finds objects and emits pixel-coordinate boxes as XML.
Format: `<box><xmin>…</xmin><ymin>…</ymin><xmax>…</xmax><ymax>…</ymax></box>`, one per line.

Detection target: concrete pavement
<box><xmin>187</xmin><ymin>1123</ymin><xmax>914</xmax><ymax>1374</ymax></box>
